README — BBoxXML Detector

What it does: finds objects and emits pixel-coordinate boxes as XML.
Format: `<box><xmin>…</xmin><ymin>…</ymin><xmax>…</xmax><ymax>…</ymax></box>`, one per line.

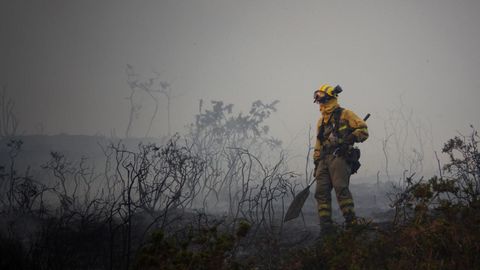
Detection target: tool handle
<box><xmin>307</xmin><ymin>178</ymin><xmax>316</xmax><ymax>188</ymax></box>
<box><xmin>363</xmin><ymin>113</ymin><xmax>371</xmax><ymax>121</ymax></box>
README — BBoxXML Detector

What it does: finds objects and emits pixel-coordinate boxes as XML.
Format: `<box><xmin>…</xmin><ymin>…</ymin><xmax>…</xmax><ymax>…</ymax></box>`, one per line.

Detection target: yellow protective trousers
<box><xmin>314</xmin><ymin>154</ymin><xmax>355</xmax><ymax>224</ymax></box>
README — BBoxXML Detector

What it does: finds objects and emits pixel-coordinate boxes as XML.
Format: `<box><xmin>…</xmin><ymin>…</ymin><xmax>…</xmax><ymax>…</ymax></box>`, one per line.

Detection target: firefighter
<box><xmin>313</xmin><ymin>84</ymin><xmax>369</xmax><ymax>234</ymax></box>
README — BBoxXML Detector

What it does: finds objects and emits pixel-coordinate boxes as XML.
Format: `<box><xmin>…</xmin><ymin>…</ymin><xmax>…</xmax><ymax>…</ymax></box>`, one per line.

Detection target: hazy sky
<box><xmin>2</xmin><ymin>0</ymin><xmax>480</xmax><ymax>179</ymax></box>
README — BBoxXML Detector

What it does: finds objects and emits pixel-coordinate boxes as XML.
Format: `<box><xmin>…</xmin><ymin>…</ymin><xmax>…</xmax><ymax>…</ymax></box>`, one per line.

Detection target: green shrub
<box><xmin>134</xmin><ymin>220</ymin><xmax>251</xmax><ymax>270</ymax></box>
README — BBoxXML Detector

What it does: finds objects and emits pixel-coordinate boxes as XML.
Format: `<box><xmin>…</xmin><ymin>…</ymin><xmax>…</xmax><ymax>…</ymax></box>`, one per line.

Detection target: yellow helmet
<box><xmin>314</xmin><ymin>84</ymin><xmax>343</xmax><ymax>103</ymax></box>
<box><xmin>318</xmin><ymin>84</ymin><xmax>341</xmax><ymax>97</ymax></box>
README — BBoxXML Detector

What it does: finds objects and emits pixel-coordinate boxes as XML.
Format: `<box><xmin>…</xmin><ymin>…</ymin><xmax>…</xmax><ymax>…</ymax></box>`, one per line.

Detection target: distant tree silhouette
<box><xmin>0</xmin><ymin>85</ymin><xmax>19</xmax><ymax>138</ymax></box>
<box><xmin>124</xmin><ymin>65</ymin><xmax>174</xmax><ymax>138</ymax></box>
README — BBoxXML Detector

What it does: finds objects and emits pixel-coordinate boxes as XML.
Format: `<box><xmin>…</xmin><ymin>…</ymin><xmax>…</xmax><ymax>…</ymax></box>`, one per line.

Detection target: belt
<box><xmin>320</xmin><ymin>144</ymin><xmax>353</xmax><ymax>160</ymax></box>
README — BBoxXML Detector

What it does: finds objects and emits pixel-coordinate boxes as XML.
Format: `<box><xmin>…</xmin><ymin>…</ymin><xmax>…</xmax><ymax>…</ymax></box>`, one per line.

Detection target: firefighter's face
<box><xmin>314</xmin><ymin>91</ymin><xmax>329</xmax><ymax>104</ymax></box>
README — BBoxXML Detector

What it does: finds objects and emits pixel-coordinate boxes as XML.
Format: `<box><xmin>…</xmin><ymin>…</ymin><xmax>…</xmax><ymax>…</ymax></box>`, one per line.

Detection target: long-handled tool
<box><xmin>284</xmin><ymin>113</ymin><xmax>371</xmax><ymax>222</ymax></box>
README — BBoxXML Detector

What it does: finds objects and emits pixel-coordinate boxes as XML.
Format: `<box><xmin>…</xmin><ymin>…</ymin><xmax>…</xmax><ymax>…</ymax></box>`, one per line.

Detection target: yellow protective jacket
<box><xmin>313</xmin><ymin>98</ymin><xmax>368</xmax><ymax>163</ymax></box>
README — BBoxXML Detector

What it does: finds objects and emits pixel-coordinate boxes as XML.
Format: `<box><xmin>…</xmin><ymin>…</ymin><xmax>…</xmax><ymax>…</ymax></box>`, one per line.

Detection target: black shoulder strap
<box><xmin>332</xmin><ymin>107</ymin><xmax>344</xmax><ymax>137</ymax></box>
<box><xmin>317</xmin><ymin>107</ymin><xmax>343</xmax><ymax>143</ymax></box>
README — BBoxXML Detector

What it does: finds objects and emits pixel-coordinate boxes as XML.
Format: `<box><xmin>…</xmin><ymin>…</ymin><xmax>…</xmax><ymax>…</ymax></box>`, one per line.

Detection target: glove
<box><xmin>340</xmin><ymin>134</ymin><xmax>356</xmax><ymax>145</ymax></box>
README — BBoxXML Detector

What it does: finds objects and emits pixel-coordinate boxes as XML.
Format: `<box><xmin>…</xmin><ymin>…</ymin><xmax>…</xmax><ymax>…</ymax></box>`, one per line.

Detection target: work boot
<box><xmin>320</xmin><ymin>223</ymin><xmax>336</xmax><ymax>236</ymax></box>
<box><xmin>315</xmin><ymin>222</ymin><xmax>337</xmax><ymax>247</ymax></box>
<box><xmin>344</xmin><ymin>212</ymin><xmax>357</xmax><ymax>229</ymax></box>
<box><xmin>317</xmin><ymin>218</ymin><xmax>336</xmax><ymax>241</ymax></box>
